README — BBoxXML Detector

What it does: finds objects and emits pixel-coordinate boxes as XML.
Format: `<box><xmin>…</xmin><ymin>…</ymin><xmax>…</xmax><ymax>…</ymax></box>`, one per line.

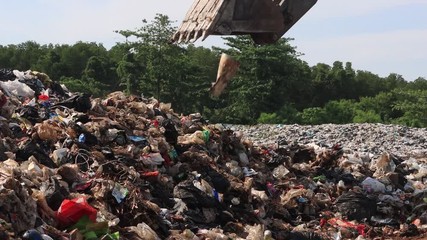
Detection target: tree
<box><xmin>115</xmin><ymin>14</ymin><xmax>184</xmax><ymax>100</ymax></box>
<box><xmin>384</xmin><ymin>73</ymin><xmax>407</xmax><ymax>91</ymax></box>
<box><xmin>311</xmin><ymin>63</ymin><xmax>333</xmax><ymax>106</ymax></box>
<box><xmin>354</xmin><ymin>70</ymin><xmax>384</xmax><ymax>97</ymax></box>
<box><xmin>405</xmin><ymin>77</ymin><xmax>427</xmax><ymax>90</ymax></box>
<box><xmin>353</xmin><ymin>110</ymin><xmax>382</xmax><ymax>123</ymax></box>
<box><xmin>300</xmin><ymin>107</ymin><xmax>326</xmax><ymax>125</ymax></box>
<box><xmin>116</xmin><ymin>53</ymin><xmax>140</xmax><ymax>95</ymax></box>
<box><xmin>322</xmin><ymin>99</ymin><xmax>356</xmax><ymax>124</ymax></box>
<box><xmin>210</xmin><ymin>35</ymin><xmax>311</xmax><ymax>123</ymax></box>
<box><xmin>392</xmin><ymin>90</ymin><xmax>427</xmax><ymax>127</ymax></box>
<box><xmin>11</xmin><ymin>41</ymin><xmax>46</xmax><ymax>70</ymax></box>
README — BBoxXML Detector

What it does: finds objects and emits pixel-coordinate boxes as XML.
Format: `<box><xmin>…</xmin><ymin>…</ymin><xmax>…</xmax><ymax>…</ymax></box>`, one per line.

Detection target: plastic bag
<box><xmin>36</xmin><ymin>121</ymin><xmax>58</xmax><ymax>141</ymax></box>
<box><xmin>335</xmin><ymin>192</ymin><xmax>376</xmax><ymax>221</ymax></box>
<box><xmin>52</xmin><ymin>148</ymin><xmax>68</xmax><ymax>165</ymax></box>
<box><xmin>371</xmin><ymin>152</ymin><xmax>396</xmax><ymax>177</ymax></box>
<box><xmin>245</xmin><ymin>224</ymin><xmax>264</xmax><ymax>240</ymax></box>
<box><xmin>112</xmin><ymin>183</ymin><xmax>129</xmax><ymax>204</ymax></box>
<box><xmin>328</xmin><ymin>218</ymin><xmax>366</xmax><ymax>237</ymax></box>
<box><xmin>127</xmin><ymin>223</ymin><xmax>160</xmax><ymax>240</ymax></box>
<box><xmin>56</xmin><ymin>93</ymin><xmax>92</xmax><ymax>112</ymax></box>
<box><xmin>141</xmin><ymin>153</ymin><xmax>165</xmax><ymax>166</ymax></box>
<box><xmin>56</xmin><ymin>197</ymin><xmax>97</xmax><ymax>227</ymax></box>
<box><xmin>273</xmin><ymin>165</ymin><xmax>290</xmax><ymax>179</ymax></box>
<box><xmin>226</xmin><ymin>160</ymin><xmax>243</xmax><ymax>178</ymax></box>
<box><xmin>0</xmin><ymin>80</ymin><xmax>35</xmax><ymax>98</ymax></box>
<box><xmin>361</xmin><ymin>177</ymin><xmax>385</xmax><ymax>193</ymax></box>
<box><xmin>238</xmin><ymin>151</ymin><xmax>249</xmax><ymax>165</ymax></box>
<box><xmin>0</xmin><ymin>68</ymin><xmax>15</xmax><ymax>80</ymax></box>
<box><xmin>16</xmin><ymin>140</ymin><xmax>57</xmax><ymax>168</ymax></box>
<box><xmin>127</xmin><ymin>101</ymin><xmax>147</xmax><ymax>114</ymax></box>
<box><xmin>281</xmin><ymin>188</ymin><xmax>307</xmax><ymax>207</ymax></box>
<box><xmin>177</xmin><ymin>130</ymin><xmax>205</xmax><ymax>145</ymax></box>
<box><xmin>251</xmin><ymin>188</ymin><xmax>269</xmax><ymax>201</ymax></box>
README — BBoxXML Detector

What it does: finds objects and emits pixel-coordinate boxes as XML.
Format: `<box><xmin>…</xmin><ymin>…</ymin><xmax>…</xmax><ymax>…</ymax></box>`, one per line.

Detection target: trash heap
<box><xmin>0</xmin><ymin>69</ymin><xmax>427</xmax><ymax>240</ymax></box>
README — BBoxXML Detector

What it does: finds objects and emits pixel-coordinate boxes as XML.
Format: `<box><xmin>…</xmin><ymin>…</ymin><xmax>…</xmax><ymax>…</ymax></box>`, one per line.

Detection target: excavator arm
<box><xmin>172</xmin><ymin>0</ymin><xmax>317</xmax><ymax>45</ymax></box>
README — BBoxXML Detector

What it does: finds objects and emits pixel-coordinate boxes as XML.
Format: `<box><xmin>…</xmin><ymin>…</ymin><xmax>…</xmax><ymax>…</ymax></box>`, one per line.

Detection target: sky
<box><xmin>1</xmin><ymin>0</ymin><xmax>426</xmax><ymax>81</ymax></box>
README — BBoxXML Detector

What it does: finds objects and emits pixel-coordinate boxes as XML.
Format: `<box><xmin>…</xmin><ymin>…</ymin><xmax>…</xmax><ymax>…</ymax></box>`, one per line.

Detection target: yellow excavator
<box><xmin>172</xmin><ymin>0</ymin><xmax>317</xmax><ymax>45</ymax></box>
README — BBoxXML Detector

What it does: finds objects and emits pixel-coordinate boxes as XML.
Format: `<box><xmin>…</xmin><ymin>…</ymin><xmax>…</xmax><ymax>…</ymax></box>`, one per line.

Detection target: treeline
<box><xmin>1</xmin><ymin>14</ymin><xmax>426</xmax><ymax>127</ymax></box>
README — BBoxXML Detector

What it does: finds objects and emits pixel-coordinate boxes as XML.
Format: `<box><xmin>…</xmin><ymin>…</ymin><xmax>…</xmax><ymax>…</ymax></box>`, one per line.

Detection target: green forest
<box><xmin>1</xmin><ymin>14</ymin><xmax>427</xmax><ymax>127</ymax></box>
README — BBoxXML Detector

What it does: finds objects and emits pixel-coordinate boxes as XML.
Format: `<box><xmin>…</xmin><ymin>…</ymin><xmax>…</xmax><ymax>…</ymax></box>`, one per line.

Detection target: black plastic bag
<box><xmin>335</xmin><ymin>191</ymin><xmax>377</xmax><ymax>221</ymax></box>
<box><xmin>19</xmin><ymin>79</ymin><xmax>45</xmax><ymax>95</ymax></box>
<box><xmin>18</xmin><ymin>105</ymin><xmax>40</xmax><ymax>124</ymax></box>
<box><xmin>162</xmin><ymin>119</ymin><xmax>178</xmax><ymax>145</ymax></box>
<box><xmin>203</xmin><ymin>167</ymin><xmax>230</xmax><ymax>193</ymax></box>
<box><xmin>50</xmin><ymin>81</ymin><xmax>67</xmax><ymax>96</ymax></box>
<box><xmin>16</xmin><ymin>140</ymin><xmax>57</xmax><ymax>168</ymax></box>
<box><xmin>55</xmin><ymin>93</ymin><xmax>91</xmax><ymax>112</ymax></box>
<box><xmin>0</xmin><ymin>69</ymin><xmax>15</xmax><ymax>81</ymax></box>
<box><xmin>173</xmin><ymin>179</ymin><xmax>218</xmax><ymax>208</ymax></box>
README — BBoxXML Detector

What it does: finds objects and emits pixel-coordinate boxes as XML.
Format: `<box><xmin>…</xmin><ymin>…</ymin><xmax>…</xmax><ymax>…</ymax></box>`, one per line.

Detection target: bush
<box><xmin>353</xmin><ymin>110</ymin><xmax>382</xmax><ymax>123</ymax></box>
<box><xmin>60</xmin><ymin>76</ymin><xmax>108</xmax><ymax>97</ymax></box>
<box><xmin>257</xmin><ymin>112</ymin><xmax>282</xmax><ymax>124</ymax></box>
<box><xmin>392</xmin><ymin>112</ymin><xmax>424</xmax><ymax>128</ymax></box>
<box><xmin>300</xmin><ymin>107</ymin><xmax>326</xmax><ymax>125</ymax></box>
<box><xmin>323</xmin><ymin>99</ymin><xmax>356</xmax><ymax>124</ymax></box>
<box><xmin>277</xmin><ymin>104</ymin><xmax>302</xmax><ymax>124</ymax></box>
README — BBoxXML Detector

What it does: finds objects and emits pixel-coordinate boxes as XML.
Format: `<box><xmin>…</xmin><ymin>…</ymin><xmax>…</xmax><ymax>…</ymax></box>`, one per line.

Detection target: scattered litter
<box><xmin>0</xmin><ymin>68</ymin><xmax>426</xmax><ymax>239</ymax></box>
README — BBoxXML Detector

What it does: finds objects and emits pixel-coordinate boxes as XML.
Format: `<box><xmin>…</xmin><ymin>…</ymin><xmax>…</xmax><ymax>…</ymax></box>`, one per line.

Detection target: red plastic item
<box><xmin>142</xmin><ymin>171</ymin><xmax>160</xmax><ymax>177</ymax></box>
<box><xmin>162</xmin><ymin>152</ymin><xmax>173</xmax><ymax>166</ymax></box>
<box><xmin>320</xmin><ymin>218</ymin><xmax>327</xmax><ymax>227</ymax></box>
<box><xmin>327</xmin><ymin>218</ymin><xmax>366</xmax><ymax>236</ymax></box>
<box><xmin>56</xmin><ymin>197</ymin><xmax>97</xmax><ymax>227</ymax></box>
<box><xmin>73</xmin><ymin>181</ymin><xmax>93</xmax><ymax>191</ymax></box>
<box><xmin>38</xmin><ymin>94</ymin><xmax>49</xmax><ymax>101</ymax></box>
<box><xmin>151</xmin><ymin>119</ymin><xmax>159</xmax><ymax>128</ymax></box>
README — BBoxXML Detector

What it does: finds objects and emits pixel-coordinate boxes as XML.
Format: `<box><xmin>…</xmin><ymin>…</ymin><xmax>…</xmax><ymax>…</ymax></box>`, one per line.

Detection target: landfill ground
<box><xmin>1</xmin><ymin>69</ymin><xmax>427</xmax><ymax>239</ymax></box>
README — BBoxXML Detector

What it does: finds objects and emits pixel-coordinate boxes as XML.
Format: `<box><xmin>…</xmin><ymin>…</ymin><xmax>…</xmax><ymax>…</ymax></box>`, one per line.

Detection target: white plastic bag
<box><xmin>0</xmin><ymin>80</ymin><xmax>35</xmax><ymax>98</ymax></box>
<box><xmin>361</xmin><ymin>177</ymin><xmax>385</xmax><ymax>193</ymax></box>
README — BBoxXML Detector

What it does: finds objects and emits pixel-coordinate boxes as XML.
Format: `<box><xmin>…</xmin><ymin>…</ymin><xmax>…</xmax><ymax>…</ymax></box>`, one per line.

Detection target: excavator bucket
<box><xmin>172</xmin><ymin>0</ymin><xmax>317</xmax><ymax>45</ymax></box>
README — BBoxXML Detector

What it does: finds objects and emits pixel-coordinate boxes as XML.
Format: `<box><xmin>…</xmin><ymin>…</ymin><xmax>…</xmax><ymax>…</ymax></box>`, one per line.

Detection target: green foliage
<box><xmin>406</xmin><ymin>77</ymin><xmax>427</xmax><ymax>90</ymax></box>
<box><xmin>323</xmin><ymin>99</ymin><xmax>356</xmax><ymax>124</ymax></box>
<box><xmin>208</xmin><ymin>35</ymin><xmax>311</xmax><ymax>123</ymax></box>
<box><xmin>300</xmin><ymin>108</ymin><xmax>326</xmax><ymax>125</ymax></box>
<box><xmin>257</xmin><ymin>104</ymin><xmax>301</xmax><ymax>124</ymax></box>
<box><xmin>277</xmin><ymin>104</ymin><xmax>302</xmax><ymax>124</ymax></box>
<box><xmin>353</xmin><ymin>110</ymin><xmax>382</xmax><ymax>123</ymax></box>
<box><xmin>392</xmin><ymin>113</ymin><xmax>424</xmax><ymax>127</ymax></box>
<box><xmin>391</xmin><ymin>90</ymin><xmax>427</xmax><ymax>127</ymax></box>
<box><xmin>113</xmin><ymin>14</ymin><xmax>217</xmax><ymax>116</ymax></box>
<box><xmin>357</xmin><ymin>92</ymin><xmax>398</xmax><ymax>122</ymax></box>
<box><xmin>258</xmin><ymin>113</ymin><xmax>281</xmax><ymax>124</ymax></box>
<box><xmin>116</xmin><ymin>53</ymin><xmax>140</xmax><ymax>95</ymax></box>
<box><xmin>60</xmin><ymin>77</ymin><xmax>108</xmax><ymax>97</ymax></box>
<box><xmin>0</xmin><ymin>13</ymin><xmax>426</xmax><ymax>128</ymax></box>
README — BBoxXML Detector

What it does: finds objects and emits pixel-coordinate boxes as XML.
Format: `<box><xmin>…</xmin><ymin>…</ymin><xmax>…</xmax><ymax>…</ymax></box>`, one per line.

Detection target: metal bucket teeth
<box><xmin>172</xmin><ymin>0</ymin><xmax>317</xmax><ymax>45</ymax></box>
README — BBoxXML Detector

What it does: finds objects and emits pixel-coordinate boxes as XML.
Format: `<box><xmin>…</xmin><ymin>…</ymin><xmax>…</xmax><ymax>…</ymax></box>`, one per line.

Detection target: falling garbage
<box><xmin>0</xmin><ymin>68</ymin><xmax>427</xmax><ymax>239</ymax></box>
<box><xmin>210</xmin><ymin>53</ymin><xmax>240</xmax><ymax>97</ymax></box>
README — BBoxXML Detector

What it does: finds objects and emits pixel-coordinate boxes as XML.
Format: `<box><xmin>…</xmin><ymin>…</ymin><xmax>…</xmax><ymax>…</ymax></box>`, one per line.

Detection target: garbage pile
<box><xmin>231</xmin><ymin>123</ymin><xmax>427</xmax><ymax>158</ymax></box>
<box><xmin>0</xmin><ymin>69</ymin><xmax>427</xmax><ymax>240</ymax></box>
